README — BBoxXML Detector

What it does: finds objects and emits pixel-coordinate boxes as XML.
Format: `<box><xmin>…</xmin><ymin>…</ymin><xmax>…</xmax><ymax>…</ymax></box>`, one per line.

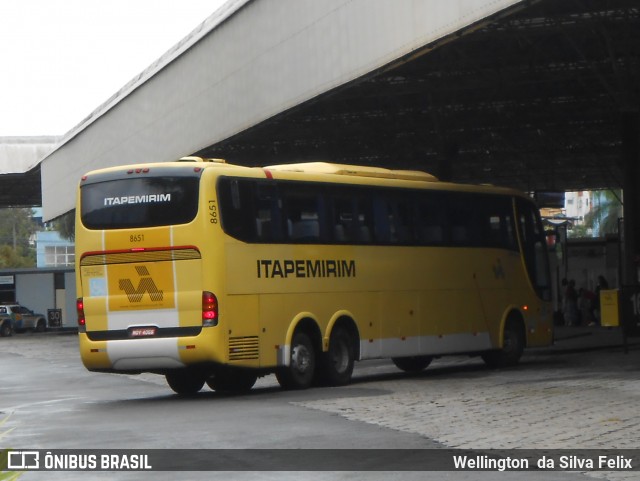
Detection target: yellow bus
<box><xmin>75</xmin><ymin>158</ymin><xmax>553</xmax><ymax>394</ymax></box>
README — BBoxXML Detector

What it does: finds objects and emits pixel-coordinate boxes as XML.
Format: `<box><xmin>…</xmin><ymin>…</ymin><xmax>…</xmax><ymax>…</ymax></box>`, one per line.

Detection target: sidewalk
<box><xmin>552</xmin><ymin>325</ymin><xmax>638</xmax><ymax>351</ymax></box>
<box><xmin>545</xmin><ymin>325</ymin><xmax>640</xmax><ymax>371</ymax></box>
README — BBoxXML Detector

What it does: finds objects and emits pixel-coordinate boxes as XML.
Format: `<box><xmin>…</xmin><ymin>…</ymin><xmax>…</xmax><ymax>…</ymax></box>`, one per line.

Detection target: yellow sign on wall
<box><xmin>600</xmin><ymin>289</ymin><xmax>620</xmax><ymax>327</ymax></box>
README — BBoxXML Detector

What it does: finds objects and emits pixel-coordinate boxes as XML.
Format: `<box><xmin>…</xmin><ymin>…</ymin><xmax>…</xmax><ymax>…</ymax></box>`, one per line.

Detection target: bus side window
<box><xmin>479</xmin><ymin>196</ymin><xmax>518</xmax><ymax>251</ymax></box>
<box><xmin>373</xmin><ymin>192</ymin><xmax>414</xmax><ymax>244</ymax></box>
<box><xmin>449</xmin><ymin>194</ymin><xmax>480</xmax><ymax>246</ymax></box>
<box><xmin>417</xmin><ymin>192</ymin><xmax>446</xmax><ymax>245</ymax></box>
<box><xmin>255</xmin><ymin>183</ymin><xmax>282</xmax><ymax>242</ymax></box>
<box><xmin>218</xmin><ymin>178</ymin><xmax>258</xmax><ymax>242</ymax></box>
<box><xmin>488</xmin><ymin>215</ymin><xmax>502</xmax><ymax>245</ymax></box>
<box><xmin>504</xmin><ymin>213</ymin><xmax>517</xmax><ymax>250</ymax></box>
<box><xmin>422</xmin><ymin>225</ymin><xmax>443</xmax><ymax>244</ymax></box>
<box><xmin>373</xmin><ymin>196</ymin><xmax>392</xmax><ymax>243</ymax></box>
<box><xmin>332</xmin><ymin>195</ymin><xmax>354</xmax><ymax>243</ymax></box>
<box><xmin>329</xmin><ymin>187</ymin><xmax>373</xmax><ymax>244</ymax></box>
<box><xmin>355</xmin><ymin>196</ymin><xmax>374</xmax><ymax>243</ymax></box>
<box><xmin>282</xmin><ymin>184</ymin><xmax>323</xmax><ymax>243</ymax></box>
<box><xmin>447</xmin><ymin>194</ymin><xmax>474</xmax><ymax>246</ymax></box>
<box><xmin>394</xmin><ymin>199</ymin><xmax>413</xmax><ymax>243</ymax></box>
<box><xmin>516</xmin><ymin>198</ymin><xmax>551</xmax><ymax>300</ymax></box>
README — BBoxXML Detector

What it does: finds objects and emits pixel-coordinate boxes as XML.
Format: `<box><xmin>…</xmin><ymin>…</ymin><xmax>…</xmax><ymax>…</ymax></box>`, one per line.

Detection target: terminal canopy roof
<box><xmin>197</xmin><ymin>0</ymin><xmax>639</xmax><ymax>193</ymax></box>
<box><xmin>3</xmin><ymin>0</ymin><xmax>638</xmax><ymax>215</ymax></box>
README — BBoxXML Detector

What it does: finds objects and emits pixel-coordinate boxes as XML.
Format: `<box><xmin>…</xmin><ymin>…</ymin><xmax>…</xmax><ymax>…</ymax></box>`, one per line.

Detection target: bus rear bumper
<box><xmin>109</xmin><ymin>338</ymin><xmax>186</xmax><ymax>371</ymax></box>
<box><xmin>79</xmin><ymin>330</ymin><xmax>223</xmax><ymax>372</ymax></box>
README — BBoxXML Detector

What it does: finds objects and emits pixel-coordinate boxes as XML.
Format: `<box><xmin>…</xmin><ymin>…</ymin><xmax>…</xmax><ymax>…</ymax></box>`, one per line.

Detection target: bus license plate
<box><xmin>130</xmin><ymin>327</ymin><xmax>157</xmax><ymax>337</ymax></box>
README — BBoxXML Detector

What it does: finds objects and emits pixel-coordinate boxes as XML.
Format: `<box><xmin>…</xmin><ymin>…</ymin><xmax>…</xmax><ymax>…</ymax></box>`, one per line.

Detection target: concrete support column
<box><xmin>621</xmin><ymin>111</ymin><xmax>640</xmax><ymax>286</ymax></box>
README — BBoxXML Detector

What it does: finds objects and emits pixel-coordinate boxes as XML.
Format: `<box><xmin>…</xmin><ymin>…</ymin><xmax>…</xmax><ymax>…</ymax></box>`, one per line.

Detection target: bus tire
<box><xmin>392</xmin><ymin>355</ymin><xmax>432</xmax><ymax>372</ymax></box>
<box><xmin>166</xmin><ymin>369</ymin><xmax>206</xmax><ymax>395</ymax></box>
<box><xmin>318</xmin><ymin>326</ymin><xmax>354</xmax><ymax>386</ymax></box>
<box><xmin>482</xmin><ymin>318</ymin><xmax>525</xmax><ymax>368</ymax></box>
<box><xmin>276</xmin><ymin>331</ymin><xmax>315</xmax><ymax>390</ymax></box>
<box><xmin>207</xmin><ymin>369</ymin><xmax>257</xmax><ymax>393</ymax></box>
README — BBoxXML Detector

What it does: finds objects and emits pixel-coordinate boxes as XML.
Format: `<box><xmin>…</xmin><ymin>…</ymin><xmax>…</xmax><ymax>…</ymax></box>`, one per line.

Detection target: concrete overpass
<box><xmin>2</xmin><ymin>1</ymin><xmax>637</xmax><ymax>239</ymax></box>
<box><xmin>0</xmin><ymin>136</ymin><xmax>59</xmax><ymax>207</ymax></box>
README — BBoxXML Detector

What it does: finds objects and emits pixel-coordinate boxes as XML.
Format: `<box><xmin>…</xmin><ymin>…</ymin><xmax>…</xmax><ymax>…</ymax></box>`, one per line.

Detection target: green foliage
<box><xmin>569</xmin><ymin>190</ymin><xmax>623</xmax><ymax>238</ymax></box>
<box><xmin>52</xmin><ymin>210</ymin><xmax>75</xmax><ymax>242</ymax></box>
<box><xmin>587</xmin><ymin>190</ymin><xmax>623</xmax><ymax>236</ymax></box>
<box><xmin>0</xmin><ymin>208</ymin><xmax>37</xmax><ymax>268</ymax></box>
<box><xmin>0</xmin><ymin>209</ymin><xmax>36</xmax><ymax>247</ymax></box>
<box><xmin>0</xmin><ymin>246</ymin><xmax>35</xmax><ymax>269</ymax></box>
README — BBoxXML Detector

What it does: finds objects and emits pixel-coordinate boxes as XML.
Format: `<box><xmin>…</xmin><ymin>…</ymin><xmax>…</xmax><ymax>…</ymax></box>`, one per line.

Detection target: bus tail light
<box><xmin>202</xmin><ymin>291</ymin><xmax>218</xmax><ymax>327</ymax></box>
<box><xmin>77</xmin><ymin>298</ymin><xmax>86</xmax><ymax>333</ymax></box>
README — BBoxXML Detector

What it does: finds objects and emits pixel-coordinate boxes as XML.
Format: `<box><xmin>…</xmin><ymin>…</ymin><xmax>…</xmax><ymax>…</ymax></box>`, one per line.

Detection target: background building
<box><xmin>36</xmin><ymin>230</ymin><xmax>75</xmax><ymax>268</ymax></box>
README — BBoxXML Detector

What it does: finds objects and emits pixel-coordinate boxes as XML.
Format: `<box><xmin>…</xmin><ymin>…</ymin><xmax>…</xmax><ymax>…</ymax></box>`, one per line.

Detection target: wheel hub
<box><xmin>292</xmin><ymin>345</ymin><xmax>311</xmax><ymax>374</ymax></box>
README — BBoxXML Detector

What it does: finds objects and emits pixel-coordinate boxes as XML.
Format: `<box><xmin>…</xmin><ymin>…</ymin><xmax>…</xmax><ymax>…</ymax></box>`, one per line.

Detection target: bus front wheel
<box><xmin>318</xmin><ymin>327</ymin><xmax>354</xmax><ymax>386</ymax></box>
<box><xmin>276</xmin><ymin>331</ymin><xmax>316</xmax><ymax>390</ymax></box>
<box><xmin>482</xmin><ymin>318</ymin><xmax>525</xmax><ymax>368</ymax></box>
<box><xmin>166</xmin><ymin>369</ymin><xmax>206</xmax><ymax>395</ymax></box>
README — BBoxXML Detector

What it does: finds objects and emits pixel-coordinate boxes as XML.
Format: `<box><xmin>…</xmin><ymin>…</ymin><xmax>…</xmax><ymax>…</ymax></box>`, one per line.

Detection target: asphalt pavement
<box><xmin>2</xmin><ymin>325</ymin><xmax>638</xmax><ymax>481</ymax></box>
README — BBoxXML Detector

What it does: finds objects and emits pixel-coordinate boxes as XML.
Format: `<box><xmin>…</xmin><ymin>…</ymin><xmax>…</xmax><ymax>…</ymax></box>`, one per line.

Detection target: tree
<box><xmin>0</xmin><ymin>208</ymin><xmax>38</xmax><ymax>267</ymax></box>
<box><xmin>53</xmin><ymin>210</ymin><xmax>75</xmax><ymax>241</ymax></box>
<box><xmin>0</xmin><ymin>245</ymin><xmax>34</xmax><ymax>268</ymax></box>
<box><xmin>584</xmin><ymin>190</ymin><xmax>623</xmax><ymax>237</ymax></box>
<box><xmin>568</xmin><ymin>190</ymin><xmax>622</xmax><ymax>238</ymax></box>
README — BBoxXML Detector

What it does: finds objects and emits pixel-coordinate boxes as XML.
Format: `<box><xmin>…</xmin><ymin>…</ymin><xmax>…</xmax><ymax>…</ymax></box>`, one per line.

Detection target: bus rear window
<box><xmin>81</xmin><ymin>177</ymin><xmax>200</xmax><ymax>229</ymax></box>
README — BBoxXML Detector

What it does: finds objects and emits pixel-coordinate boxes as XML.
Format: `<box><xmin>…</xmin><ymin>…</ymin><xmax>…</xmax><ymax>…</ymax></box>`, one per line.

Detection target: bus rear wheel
<box><xmin>166</xmin><ymin>369</ymin><xmax>206</xmax><ymax>395</ymax></box>
<box><xmin>206</xmin><ymin>369</ymin><xmax>257</xmax><ymax>393</ymax></box>
<box><xmin>318</xmin><ymin>327</ymin><xmax>354</xmax><ymax>386</ymax></box>
<box><xmin>392</xmin><ymin>355</ymin><xmax>432</xmax><ymax>372</ymax></box>
<box><xmin>276</xmin><ymin>331</ymin><xmax>315</xmax><ymax>390</ymax></box>
<box><xmin>482</xmin><ymin>318</ymin><xmax>525</xmax><ymax>368</ymax></box>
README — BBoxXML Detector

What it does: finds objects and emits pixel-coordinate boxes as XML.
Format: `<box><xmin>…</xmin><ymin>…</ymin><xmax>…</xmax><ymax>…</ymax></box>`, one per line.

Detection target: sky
<box><xmin>0</xmin><ymin>0</ymin><xmax>227</xmax><ymax>137</ymax></box>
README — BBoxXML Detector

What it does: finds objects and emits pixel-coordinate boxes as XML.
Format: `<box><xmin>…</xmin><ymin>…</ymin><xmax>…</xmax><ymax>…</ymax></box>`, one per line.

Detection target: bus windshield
<box><xmin>80</xmin><ymin>176</ymin><xmax>200</xmax><ymax>229</ymax></box>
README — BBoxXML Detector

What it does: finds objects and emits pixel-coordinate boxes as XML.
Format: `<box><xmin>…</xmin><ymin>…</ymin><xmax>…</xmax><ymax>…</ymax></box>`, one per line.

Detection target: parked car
<box><xmin>0</xmin><ymin>309</ymin><xmax>12</xmax><ymax>337</ymax></box>
<box><xmin>1</xmin><ymin>304</ymin><xmax>47</xmax><ymax>333</ymax></box>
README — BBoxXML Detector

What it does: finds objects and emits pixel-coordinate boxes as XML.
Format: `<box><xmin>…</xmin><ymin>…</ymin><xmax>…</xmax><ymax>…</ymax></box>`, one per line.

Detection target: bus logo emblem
<box><xmin>119</xmin><ymin>266</ymin><xmax>164</xmax><ymax>302</ymax></box>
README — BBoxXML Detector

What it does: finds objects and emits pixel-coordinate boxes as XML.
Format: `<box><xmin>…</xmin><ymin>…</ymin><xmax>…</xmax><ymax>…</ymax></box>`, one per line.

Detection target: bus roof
<box><xmin>264</xmin><ymin>162</ymin><xmax>438</xmax><ymax>182</ymax></box>
<box><xmin>260</xmin><ymin>162</ymin><xmax>529</xmax><ymax>200</ymax></box>
<box><xmin>81</xmin><ymin>158</ymin><xmax>530</xmax><ymax>202</ymax></box>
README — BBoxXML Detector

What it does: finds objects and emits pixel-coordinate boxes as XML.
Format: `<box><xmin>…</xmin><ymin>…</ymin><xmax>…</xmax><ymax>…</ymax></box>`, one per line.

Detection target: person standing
<box><xmin>563</xmin><ymin>279</ymin><xmax>578</xmax><ymax>326</ymax></box>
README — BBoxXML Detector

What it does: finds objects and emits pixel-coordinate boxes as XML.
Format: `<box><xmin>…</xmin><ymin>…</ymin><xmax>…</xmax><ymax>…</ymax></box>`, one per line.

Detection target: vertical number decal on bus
<box><xmin>209</xmin><ymin>200</ymin><xmax>218</xmax><ymax>224</ymax></box>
